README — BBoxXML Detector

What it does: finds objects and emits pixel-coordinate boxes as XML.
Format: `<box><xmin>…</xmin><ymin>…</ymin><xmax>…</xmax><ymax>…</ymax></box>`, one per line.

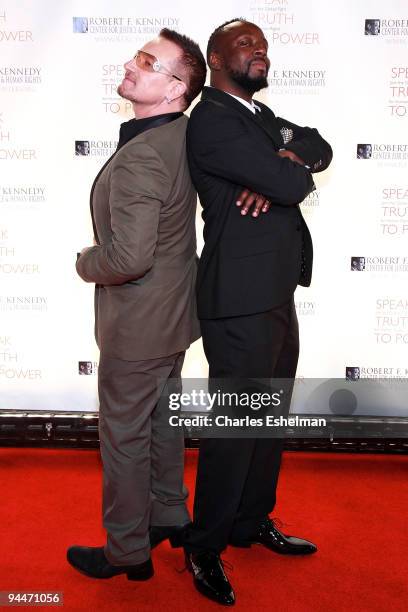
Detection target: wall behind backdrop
<box><xmin>1</xmin><ymin>0</ymin><xmax>407</xmax><ymax>414</ymax></box>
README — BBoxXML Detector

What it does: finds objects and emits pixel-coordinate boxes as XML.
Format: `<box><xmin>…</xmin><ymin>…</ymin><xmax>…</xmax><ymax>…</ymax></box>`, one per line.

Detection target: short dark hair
<box><xmin>206</xmin><ymin>18</ymin><xmax>250</xmax><ymax>63</ymax></box>
<box><xmin>160</xmin><ymin>28</ymin><xmax>207</xmax><ymax>108</ymax></box>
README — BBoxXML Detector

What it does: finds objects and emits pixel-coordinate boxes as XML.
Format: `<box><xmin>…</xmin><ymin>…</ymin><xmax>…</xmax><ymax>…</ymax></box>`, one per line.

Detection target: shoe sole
<box><xmin>185</xmin><ymin>552</ymin><xmax>235</xmax><ymax>606</ymax></box>
<box><xmin>229</xmin><ymin>541</ymin><xmax>317</xmax><ymax>554</ymax></box>
<box><xmin>193</xmin><ymin>580</ymin><xmax>235</xmax><ymax>606</ymax></box>
<box><xmin>126</xmin><ymin>567</ymin><xmax>154</xmax><ymax>581</ymax></box>
<box><xmin>66</xmin><ymin>556</ymin><xmax>154</xmax><ymax>581</ymax></box>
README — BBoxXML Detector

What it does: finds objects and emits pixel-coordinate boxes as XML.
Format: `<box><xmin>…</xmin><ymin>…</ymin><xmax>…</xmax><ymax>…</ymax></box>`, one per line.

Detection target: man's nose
<box><xmin>124</xmin><ymin>58</ymin><xmax>135</xmax><ymax>70</ymax></box>
<box><xmin>254</xmin><ymin>46</ymin><xmax>267</xmax><ymax>57</ymax></box>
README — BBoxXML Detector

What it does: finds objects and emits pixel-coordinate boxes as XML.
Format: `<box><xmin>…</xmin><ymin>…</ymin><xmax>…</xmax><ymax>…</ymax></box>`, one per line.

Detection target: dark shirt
<box><xmin>117</xmin><ymin>112</ymin><xmax>183</xmax><ymax>149</ymax></box>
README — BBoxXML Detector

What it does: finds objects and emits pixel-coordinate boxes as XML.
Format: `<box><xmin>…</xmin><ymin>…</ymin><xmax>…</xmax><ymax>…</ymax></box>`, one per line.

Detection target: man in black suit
<box><xmin>183</xmin><ymin>19</ymin><xmax>332</xmax><ymax>606</ymax></box>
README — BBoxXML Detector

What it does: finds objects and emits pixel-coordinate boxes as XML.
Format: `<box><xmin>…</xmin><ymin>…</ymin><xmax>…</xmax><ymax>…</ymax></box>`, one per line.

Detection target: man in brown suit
<box><xmin>67</xmin><ymin>29</ymin><xmax>206</xmax><ymax>582</ymax></box>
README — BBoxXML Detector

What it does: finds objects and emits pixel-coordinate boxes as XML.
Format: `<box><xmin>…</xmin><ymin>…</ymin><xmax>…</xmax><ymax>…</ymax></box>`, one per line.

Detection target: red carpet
<box><xmin>0</xmin><ymin>448</ymin><xmax>407</xmax><ymax>611</ymax></box>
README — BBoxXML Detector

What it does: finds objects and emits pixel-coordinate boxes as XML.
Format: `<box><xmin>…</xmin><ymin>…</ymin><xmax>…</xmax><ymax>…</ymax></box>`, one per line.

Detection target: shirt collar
<box><xmin>223</xmin><ymin>91</ymin><xmax>261</xmax><ymax>114</ymax></box>
<box><xmin>117</xmin><ymin>112</ymin><xmax>183</xmax><ymax>150</ymax></box>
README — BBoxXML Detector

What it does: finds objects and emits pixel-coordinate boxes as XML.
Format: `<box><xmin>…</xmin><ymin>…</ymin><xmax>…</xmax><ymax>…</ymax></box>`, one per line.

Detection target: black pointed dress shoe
<box><xmin>230</xmin><ymin>518</ymin><xmax>317</xmax><ymax>555</ymax></box>
<box><xmin>149</xmin><ymin>523</ymin><xmax>191</xmax><ymax>549</ymax></box>
<box><xmin>185</xmin><ymin>550</ymin><xmax>235</xmax><ymax>606</ymax></box>
<box><xmin>66</xmin><ymin>546</ymin><xmax>154</xmax><ymax>580</ymax></box>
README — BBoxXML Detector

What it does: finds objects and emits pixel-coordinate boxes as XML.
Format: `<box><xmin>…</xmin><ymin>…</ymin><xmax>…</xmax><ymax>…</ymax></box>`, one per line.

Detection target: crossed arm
<box><xmin>237</xmin><ymin>149</ymin><xmax>306</xmax><ymax>217</ymax></box>
<box><xmin>189</xmin><ymin>106</ymin><xmax>332</xmax><ymax>218</ymax></box>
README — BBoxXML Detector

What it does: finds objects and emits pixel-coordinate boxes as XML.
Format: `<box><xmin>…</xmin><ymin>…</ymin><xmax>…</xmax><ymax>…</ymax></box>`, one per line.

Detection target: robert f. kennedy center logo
<box><xmin>351</xmin><ymin>256</ymin><xmax>408</xmax><ymax>273</ymax></box>
<box><xmin>364</xmin><ymin>18</ymin><xmax>408</xmax><ymax>37</ymax></box>
<box><xmin>356</xmin><ymin>143</ymin><xmax>408</xmax><ymax>161</ymax></box>
<box><xmin>364</xmin><ymin>20</ymin><xmax>380</xmax><ymax>35</ymax></box>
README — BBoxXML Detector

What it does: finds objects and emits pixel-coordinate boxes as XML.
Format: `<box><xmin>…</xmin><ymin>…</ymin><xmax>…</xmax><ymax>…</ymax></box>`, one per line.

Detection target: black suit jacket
<box><xmin>187</xmin><ymin>86</ymin><xmax>333</xmax><ymax>319</ymax></box>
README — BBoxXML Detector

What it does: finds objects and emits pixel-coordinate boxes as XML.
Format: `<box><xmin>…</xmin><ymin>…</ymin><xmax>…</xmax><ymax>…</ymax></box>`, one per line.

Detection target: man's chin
<box><xmin>248</xmin><ymin>76</ymin><xmax>268</xmax><ymax>93</ymax></box>
<box><xmin>117</xmin><ymin>84</ymin><xmax>131</xmax><ymax>101</ymax></box>
<box><xmin>230</xmin><ymin>71</ymin><xmax>268</xmax><ymax>94</ymax></box>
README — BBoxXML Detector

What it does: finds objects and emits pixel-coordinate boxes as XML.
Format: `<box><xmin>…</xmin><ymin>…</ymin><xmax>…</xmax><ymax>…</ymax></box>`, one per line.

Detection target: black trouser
<box><xmin>184</xmin><ymin>298</ymin><xmax>299</xmax><ymax>553</ymax></box>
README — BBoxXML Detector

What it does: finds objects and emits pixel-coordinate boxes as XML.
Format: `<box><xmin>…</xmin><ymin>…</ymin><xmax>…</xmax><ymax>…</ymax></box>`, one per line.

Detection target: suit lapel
<box><xmin>253</xmin><ymin>103</ymin><xmax>285</xmax><ymax>148</ymax></box>
<box><xmin>201</xmin><ymin>86</ymin><xmax>283</xmax><ymax>150</ymax></box>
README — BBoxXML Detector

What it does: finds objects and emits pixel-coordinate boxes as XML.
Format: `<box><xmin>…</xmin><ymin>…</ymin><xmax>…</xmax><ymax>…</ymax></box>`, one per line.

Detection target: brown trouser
<box><xmin>98</xmin><ymin>351</ymin><xmax>190</xmax><ymax>565</ymax></box>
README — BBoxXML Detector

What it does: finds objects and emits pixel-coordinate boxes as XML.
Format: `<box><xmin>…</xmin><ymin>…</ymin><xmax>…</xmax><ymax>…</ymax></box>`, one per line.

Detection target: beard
<box><xmin>228</xmin><ymin>64</ymin><xmax>268</xmax><ymax>95</ymax></box>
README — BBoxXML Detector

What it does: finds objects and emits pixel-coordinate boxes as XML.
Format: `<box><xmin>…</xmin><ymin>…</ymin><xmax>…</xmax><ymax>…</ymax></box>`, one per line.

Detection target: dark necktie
<box><xmin>254</xmin><ymin>107</ymin><xmax>263</xmax><ymax>124</ymax></box>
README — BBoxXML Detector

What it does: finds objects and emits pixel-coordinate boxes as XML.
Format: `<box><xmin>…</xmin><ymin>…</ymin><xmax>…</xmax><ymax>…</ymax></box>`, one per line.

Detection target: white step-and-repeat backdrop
<box><xmin>1</xmin><ymin>0</ymin><xmax>407</xmax><ymax>412</ymax></box>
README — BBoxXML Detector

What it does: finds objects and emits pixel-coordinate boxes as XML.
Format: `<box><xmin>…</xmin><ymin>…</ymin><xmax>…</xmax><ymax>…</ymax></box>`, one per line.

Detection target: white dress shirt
<box><xmin>224</xmin><ymin>91</ymin><xmax>261</xmax><ymax>114</ymax></box>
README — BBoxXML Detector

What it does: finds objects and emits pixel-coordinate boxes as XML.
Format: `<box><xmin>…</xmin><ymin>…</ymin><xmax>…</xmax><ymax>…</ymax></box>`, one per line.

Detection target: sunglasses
<box><xmin>134</xmin><ymin>50</ymin><xmax>183</xmax><ymax>82</ymax></box>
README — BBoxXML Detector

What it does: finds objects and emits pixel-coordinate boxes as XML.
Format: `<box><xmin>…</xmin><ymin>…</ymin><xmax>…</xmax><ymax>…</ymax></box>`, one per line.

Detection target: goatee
<box><xmin>229</xmin><ymin>69</ymin><xmax>268</xmax><ymax>95</ymax></box>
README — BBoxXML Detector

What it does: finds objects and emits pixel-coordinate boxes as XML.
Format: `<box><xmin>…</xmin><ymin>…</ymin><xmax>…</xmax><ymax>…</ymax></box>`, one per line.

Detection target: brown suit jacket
<box><xmin>76</xmin><ymin>115</ymin><xmax>200</xmax><ymax>361</ymax></box>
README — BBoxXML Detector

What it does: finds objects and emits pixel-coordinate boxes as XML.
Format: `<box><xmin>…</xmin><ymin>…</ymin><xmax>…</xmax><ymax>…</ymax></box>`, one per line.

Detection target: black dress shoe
<box><xmin>185</xmin><ymin>550</ymin><xmax>235</xmax><ymax>606</ymax></box>
<box><xmin>230</xmin><ymin>518</ymin><xmax>317</xmax><ymax>555</ymax></box>
<box><xmin>149</xmin><ymin>523</ymin><xmax>191</xmax><ymax>549</ymax></box>
<box><xmin>66</xmin><ymin>546</ymin><xmax>154</xmax><ymax>580</ymax></box>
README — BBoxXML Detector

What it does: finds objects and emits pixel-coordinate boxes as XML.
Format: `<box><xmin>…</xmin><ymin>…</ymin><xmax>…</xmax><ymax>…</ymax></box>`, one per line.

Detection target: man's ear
<box><xmin>208</xmin><ymin>51</ymin><xmax>222</xmax><ymax>71</ymax></box>
<box><xmin>168</xmin><ymin>79</ymin><xmax>187</xmax><ymax>103</ymax></box>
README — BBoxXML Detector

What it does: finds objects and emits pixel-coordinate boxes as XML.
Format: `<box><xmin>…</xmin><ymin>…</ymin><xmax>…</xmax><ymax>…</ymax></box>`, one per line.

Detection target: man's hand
<box><xmin>277</xmin><ymin>149</ymin><xmax>305</xmax><ymax>165</ymax></box>
<box><xmin>235</xmin><ymin>150</ymin><xmax>308</xmax><ymax>218</ymax></box>
<box><xmin>236</xmin><ymin>188</ymin><xmax>271</xmax><ymax>217</ymax></box>
<box><xmin>236</xmin><ymin>150</ymin><xmax>306</xmax><ymax>218</ymax></box>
